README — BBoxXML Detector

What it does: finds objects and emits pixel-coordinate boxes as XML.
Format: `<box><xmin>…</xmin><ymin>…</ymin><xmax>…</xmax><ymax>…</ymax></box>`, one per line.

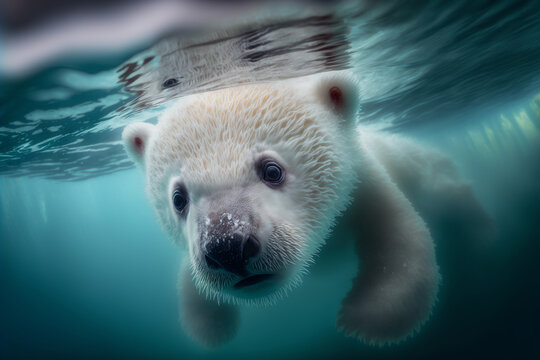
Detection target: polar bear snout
<box><xmin>190</xmin><ymin>187</ymin><xmax>303</xmax><ymax>300</ymax></box>
<box><xmin>203</xmin><ymin>233</ymin><xmax>260</xmax><ymax>276</ymax></box>
<box><xmin>197</xmin><ymin>195</ymin><xmax>263</xmax><ymax>277</ymax></box>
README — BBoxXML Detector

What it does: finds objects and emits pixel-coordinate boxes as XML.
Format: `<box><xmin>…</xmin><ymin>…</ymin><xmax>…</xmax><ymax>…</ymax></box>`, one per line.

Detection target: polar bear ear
<box><xmin>122</xmin><ymin>122</ymin><xmax>155</xmax><ymax>167</ymax></box>
<box><xmin>314</xmin><ymin>72</ymin><xmax>359</xmax><ymax>122</ymax></box>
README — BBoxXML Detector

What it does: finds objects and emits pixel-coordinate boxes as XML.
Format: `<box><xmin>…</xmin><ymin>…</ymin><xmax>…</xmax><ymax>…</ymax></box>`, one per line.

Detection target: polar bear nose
<box><xmin>203</xmin><ymin>233</ymin><xmax>260</xmax><ymax>275</ymax></box>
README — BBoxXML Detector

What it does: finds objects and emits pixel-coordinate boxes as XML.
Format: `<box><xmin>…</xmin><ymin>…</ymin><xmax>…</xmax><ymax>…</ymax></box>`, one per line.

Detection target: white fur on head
<box><xmin>122</xmin><ymin>122</ymin><xmax>156</xmax><ymax>166</ymax></box>
<box><xmin>128</xmin><ymin>71</ymin><xmax>361</xmax><ymax>305</ymax></box>
<box><xmin>313</xmin><ymin>72</ymin><xmax>360</xmax><ymax>122</ymax></box>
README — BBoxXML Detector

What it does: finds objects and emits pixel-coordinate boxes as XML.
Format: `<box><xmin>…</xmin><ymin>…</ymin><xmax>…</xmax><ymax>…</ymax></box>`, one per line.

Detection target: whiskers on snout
<box><xmin>191</xmin><ymin>223</ymin><xmax>306</xmax><ymax>306</ymax></box>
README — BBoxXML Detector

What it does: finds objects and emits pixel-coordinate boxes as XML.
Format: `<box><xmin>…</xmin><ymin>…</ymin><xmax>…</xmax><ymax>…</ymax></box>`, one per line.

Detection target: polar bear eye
<box><xmin>260</xmin><ymin>159</ymin><xmax>285</xmax><ymax>187</ymax></box>
<box><xmin>172</xmin><ymin>186</ymin><xmax>189</xmax><ymax>214</ymax></box>
<box><xmin>162</xmin><ymin>78</ymin><xmax>179</xmax><ymax>89</ymax></box>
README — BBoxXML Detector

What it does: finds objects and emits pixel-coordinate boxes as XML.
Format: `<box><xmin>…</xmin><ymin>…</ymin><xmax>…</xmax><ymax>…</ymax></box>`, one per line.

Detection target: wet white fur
<box><xmin>121</xmin><ymin>71</ymin><xmax>459</xmax><ymax>346</ymax></box>
<box><xmin>337</xmin><ymin>130</ymin><xmax>440</xmax><ymax>345</ymax></box>
<box><xmin>124</xmin><ymin>73</ymin><xmax>360</xmax><ymax>305</ymax></box>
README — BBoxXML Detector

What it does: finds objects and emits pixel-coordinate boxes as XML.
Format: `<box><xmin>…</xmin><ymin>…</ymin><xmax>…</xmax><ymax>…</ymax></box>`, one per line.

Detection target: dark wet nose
<box><xmin>204</xmin><ymin>233</ymin><xmax>260</xmax><ymax>275</ymax></box>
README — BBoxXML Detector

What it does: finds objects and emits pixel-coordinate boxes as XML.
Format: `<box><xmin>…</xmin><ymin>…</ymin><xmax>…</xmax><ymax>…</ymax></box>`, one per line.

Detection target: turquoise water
<box><xmin>1</xmin><ymin>1</ymin><xmax>540</xmax><ymax>358</ymax></box>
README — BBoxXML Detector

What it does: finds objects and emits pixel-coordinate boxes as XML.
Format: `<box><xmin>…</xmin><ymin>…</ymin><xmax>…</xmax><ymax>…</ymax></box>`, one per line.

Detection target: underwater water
<box><xmin>1</xmin><ymin>1</ymin><xmax>540</xmax><ymax>359</ymax></box>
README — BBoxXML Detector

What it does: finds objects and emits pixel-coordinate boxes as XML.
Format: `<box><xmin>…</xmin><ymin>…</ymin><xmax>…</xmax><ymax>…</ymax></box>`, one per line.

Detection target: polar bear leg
<box><xmin>179</xmin><ymin>262</ymin><xmax>239</xmax><ymax>347</ymax></box>
<box><xmin>337</xmin><ymin>146</ymin><xmax>440</xmax><ymax>345</ymax></box>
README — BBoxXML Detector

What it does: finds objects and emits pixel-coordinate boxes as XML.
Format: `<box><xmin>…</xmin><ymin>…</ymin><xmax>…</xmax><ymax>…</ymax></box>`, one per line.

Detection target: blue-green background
<box><xmin>2</xmin><ymin>1</ymin><xmax>540</xmax><ymax>358</ymax></box>
<box><xmin>2</xmin><ymin>102</ymin><xmax>539</xmax><ymax>358</ymax></box>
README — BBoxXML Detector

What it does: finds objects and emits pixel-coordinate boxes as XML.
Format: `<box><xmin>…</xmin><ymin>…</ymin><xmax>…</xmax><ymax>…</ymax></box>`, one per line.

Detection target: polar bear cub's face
<box><xmin>123</xmin><ymin>74</ymin><xmax>359</xmax><ymax>305</ymax></box>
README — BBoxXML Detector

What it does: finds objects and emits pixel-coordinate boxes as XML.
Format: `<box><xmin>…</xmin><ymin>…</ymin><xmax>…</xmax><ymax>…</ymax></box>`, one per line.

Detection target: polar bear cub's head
<box><xmin>122</xmin><ymin>73</ymin><xmax>359</xmax><ymax>305</ymax></box>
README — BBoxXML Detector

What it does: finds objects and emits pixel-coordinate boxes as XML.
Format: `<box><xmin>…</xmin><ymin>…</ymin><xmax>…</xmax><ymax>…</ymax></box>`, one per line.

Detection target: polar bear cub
<box><xmin>121</xmin><ymin>72</ymin><xmax>462</xmax><ymax>346</ymax></box>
